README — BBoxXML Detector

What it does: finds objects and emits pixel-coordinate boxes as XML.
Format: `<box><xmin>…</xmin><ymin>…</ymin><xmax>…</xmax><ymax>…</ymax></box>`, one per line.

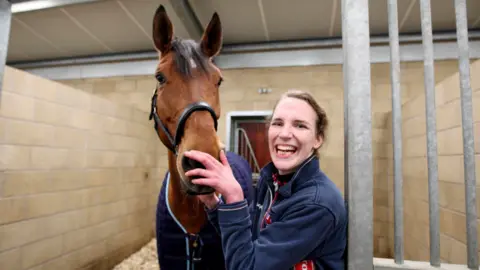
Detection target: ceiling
<box><xmin>5</xmin><ymin>0</ymin><xmax>480</xmax><ymax>65</ymax></box>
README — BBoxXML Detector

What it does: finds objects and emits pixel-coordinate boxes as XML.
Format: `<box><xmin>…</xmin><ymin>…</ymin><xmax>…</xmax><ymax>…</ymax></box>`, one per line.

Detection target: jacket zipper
<box><xmin>261</xmin><ymin>181</ymin><xmax>278</xmax><ymax>228</ymax></box>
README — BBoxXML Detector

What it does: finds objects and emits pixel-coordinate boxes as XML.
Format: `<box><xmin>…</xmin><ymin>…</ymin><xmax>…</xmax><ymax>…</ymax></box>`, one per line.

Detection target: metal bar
<box><xmin>387</xmin><ymin>0</ymin><xmax>404</xmax><ymax>265</ymax></box>
<box><xmin>15</xmin><ymin>40</ymin><xmax>480</xmax><ymax>80</ymax></box>
<box><xmin>168</xmin><ymin>0</ymin><xmax>203</xmax><ymax>41</ymax></box>
<box><xmin>220</xmin><ymin>31</ymin><xmax>480</xmax><ymax>53</ymax></box>
<box><xmin>341</xmin><ymin>0</ymin><xmax>349</xmax><ymax>213</ymax></box>
<box><xmin>10</xmin><ymin>0</ymin><xmax>101</xmax><ymax>14</ymax></box>
<box><xmin>454</xmin><ymin>0</ymin><xmax>479</xmax><ymax>268</ymax></box>
<box><xmin>7</xmin><ymin>30</ymin><xmax>480</xmax><ymax>69</ymax></box>
<box><xmin>342</xmin><ymin>0</ymin><xmax>373</xmax><ymax>269</ymax></box>
<box><xmin>342</xmin><ymin>0</ymin><xmax>350</xmax><ymax>265</ymax></box>
<box><xmin>0</xmin><ymin>0</ymin><xmax>12</xmax><ymax>100</ymax></box>
<box><xmin>373</xmin><ymin>257</ymin><xmax>472</xmax><ymax>269</ymax></box>
<box><xmin>419</xmin><ymin>0</ymin><xmax>441</xmax><ymax>266</ymax></box>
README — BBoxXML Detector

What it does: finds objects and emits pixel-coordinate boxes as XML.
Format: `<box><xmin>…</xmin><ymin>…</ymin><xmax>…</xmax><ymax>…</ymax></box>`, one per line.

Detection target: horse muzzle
<box><xmin>179</xmin><ymin>154</ymin><xmax>218</xmax><ymax>195</ymax></box>
<box><xmin>184</xmin><ymin>180</ymin><xmax>215</xmax><ymax>195</ymax></box>
<box><xmin>186</xmin><ymin>186</ymin><xmax>215</xmax><ymax>196</ymax></box>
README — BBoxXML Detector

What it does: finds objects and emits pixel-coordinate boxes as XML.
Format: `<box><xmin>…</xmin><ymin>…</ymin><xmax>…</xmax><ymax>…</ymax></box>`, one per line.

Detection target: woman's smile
<box><xmin>275</xmin><ymin>144</ymin><xmax>298</xmax><ymax>158</ymax></box>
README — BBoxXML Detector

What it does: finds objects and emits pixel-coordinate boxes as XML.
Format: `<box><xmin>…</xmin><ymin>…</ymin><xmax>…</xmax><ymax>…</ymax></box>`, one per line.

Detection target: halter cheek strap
<box><xmin>149</xmin><ymin>90</ymin><xmax>176</xmax><ymax>152</ymax></box>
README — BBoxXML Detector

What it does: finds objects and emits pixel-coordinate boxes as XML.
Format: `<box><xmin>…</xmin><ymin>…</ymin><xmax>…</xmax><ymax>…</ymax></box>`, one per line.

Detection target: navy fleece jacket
<box><xmin>207</xmin><ymin>155</ymin><xmax>347</xmax><ymax>270</ymax></box>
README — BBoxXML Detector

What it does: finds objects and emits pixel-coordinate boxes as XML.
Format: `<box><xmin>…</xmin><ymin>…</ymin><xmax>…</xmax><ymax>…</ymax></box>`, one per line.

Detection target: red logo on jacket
<box><xmin>293</xmin><ymin>260</ymin><xmax>315</xmax><ymax>270</ymax></box>
<box><xmin>263</xmin><ymin>212</ymin><xmax>272</xmax><ymax>226</ymax></box>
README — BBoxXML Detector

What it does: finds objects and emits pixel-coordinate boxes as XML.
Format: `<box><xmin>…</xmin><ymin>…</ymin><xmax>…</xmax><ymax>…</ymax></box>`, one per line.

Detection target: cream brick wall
<box><xmin>0</xmin><ymin>66</ymin><xmax>168</xmax><ymax>270</ymax></box>
<box><xmin>59</xmin><ymin>59</ymin><xmax>464</xmax><ymax>260</ymax></box>
<box><xmin>385</xmin><ymin>59</ymin><xmax>480</xmax><ymax>264</ymax></box>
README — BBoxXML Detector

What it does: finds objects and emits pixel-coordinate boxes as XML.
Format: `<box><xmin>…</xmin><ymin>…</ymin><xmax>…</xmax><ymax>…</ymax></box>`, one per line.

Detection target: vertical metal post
<box><xmin>454</xmin><ymin>0</ymin><xmax>479</xmax><ymax>268</ymax></box>
<box><xmin>341</xmin><ymin>0</ymin><xmax>350</xmax><ymax>264</ymax></box>
<box><xmin>342</xmin><ymin>0</ymin><xmax>373</xmax><ymax>269</ymax></box>
<box><xmin>342</xmin><ymin>0</ymin><xmax>349</xmax><ymax>199</ymax></box>
<box><xmin>0</xmin><ymin>0</ymin><xmax>12</xmax><ymax>99</ymax></box>
<box><xmin>387</xmin><ymin>0</ymin><xmax>404</xmax><ymax>265</ymax></box>
<box><xmin>419</xmin><ymin>0</ymin><xmax>441</xmax><ymax>266</ymax></box>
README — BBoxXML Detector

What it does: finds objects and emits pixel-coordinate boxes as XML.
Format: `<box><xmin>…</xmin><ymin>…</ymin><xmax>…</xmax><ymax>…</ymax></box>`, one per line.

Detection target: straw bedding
<box><xmin>112</xmin><ymin>238</ymin><xmax>160</xmax><ymax>270</ymax></box>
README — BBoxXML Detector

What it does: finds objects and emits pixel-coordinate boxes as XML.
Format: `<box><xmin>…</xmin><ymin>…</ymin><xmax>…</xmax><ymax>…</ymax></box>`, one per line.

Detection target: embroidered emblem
<box><xmin>264</xmin><ymin>212</ymin><xmax>272</xmax><ymax>225</ymax></box>
<box><xmin>293</xmin><ymin>260</ymin><xmax>315</xmax><ymax>270</ymax></box>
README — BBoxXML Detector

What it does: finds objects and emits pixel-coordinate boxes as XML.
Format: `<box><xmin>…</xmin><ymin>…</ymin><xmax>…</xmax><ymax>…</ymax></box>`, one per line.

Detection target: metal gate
<box><xmin>0</xmin><ymin>0</ymin><xmax>477</xmax><ymax>269</ymax></box>
<box><xmin>342</xmin><ymin>0</ymin><xmax>477</xmax><ymax>269</ymax></box>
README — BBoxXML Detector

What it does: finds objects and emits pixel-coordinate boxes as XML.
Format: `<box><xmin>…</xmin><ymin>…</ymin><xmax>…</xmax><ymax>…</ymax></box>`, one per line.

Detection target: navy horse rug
<box><xmin>155</xmin><ymin>151</ymin><xmax>254</xmax><ymax>270</ymax></box>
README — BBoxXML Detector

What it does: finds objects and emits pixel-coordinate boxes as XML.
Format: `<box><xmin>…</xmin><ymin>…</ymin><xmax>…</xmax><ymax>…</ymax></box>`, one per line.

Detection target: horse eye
<box><xmin>217</xmin><ymin>77</ymin><xmax>223</xmax><ymax>87</ymax></box>
<box><xmin>156</xmin><ymin>73</ymin><xmax>167</xmax><ymax>84</ymax></box>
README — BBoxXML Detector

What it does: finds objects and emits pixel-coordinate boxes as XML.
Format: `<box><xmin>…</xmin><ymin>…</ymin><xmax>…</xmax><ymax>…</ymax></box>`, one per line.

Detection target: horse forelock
<box><xmin>170</xmin><ymin>37</ymin><xmax>211</xmax><ymax>78</ymax></box>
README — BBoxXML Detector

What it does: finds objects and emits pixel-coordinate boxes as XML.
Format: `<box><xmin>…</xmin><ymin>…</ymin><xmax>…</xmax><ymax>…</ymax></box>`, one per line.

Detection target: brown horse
<box><xmin>150</xmin><ymin>4</ymin><xmax>253</xmax><ymax>270</ymax></box>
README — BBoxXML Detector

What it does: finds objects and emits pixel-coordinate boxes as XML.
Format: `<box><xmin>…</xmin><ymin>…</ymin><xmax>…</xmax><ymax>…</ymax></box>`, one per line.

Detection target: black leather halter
<box><xmin>149</xmin><ymin>86</ymin><xmax>218</xmax><ymax>156</ymax></box>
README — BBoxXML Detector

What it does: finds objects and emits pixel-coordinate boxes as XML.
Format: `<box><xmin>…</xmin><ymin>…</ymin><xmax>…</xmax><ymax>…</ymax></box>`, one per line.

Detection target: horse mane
<box><xmin>170</xmin><ymin>37</ymin><xmax>211</xmax><ymax>78</ymax></box>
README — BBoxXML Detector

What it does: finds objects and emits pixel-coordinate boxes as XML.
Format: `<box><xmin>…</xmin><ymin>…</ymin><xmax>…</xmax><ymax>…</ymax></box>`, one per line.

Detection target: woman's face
<box><xmin>268</xmin><ymin>97</ymin><xmax>322</xmax><ymax>175</ymax></box>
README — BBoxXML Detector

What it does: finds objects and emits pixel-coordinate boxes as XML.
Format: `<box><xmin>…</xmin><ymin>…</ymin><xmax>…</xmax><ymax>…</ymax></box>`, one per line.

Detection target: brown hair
<box><xmin>267</xmin><ymin>89</ymin><xmax>329</xmax><ymax>157</ymax></box>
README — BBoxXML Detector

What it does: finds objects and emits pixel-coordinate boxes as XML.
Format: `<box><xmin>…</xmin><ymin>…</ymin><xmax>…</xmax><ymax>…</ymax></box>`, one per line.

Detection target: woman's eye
<box><xmin>217</xmin><ymin>77</ymin><xmax>223</xmax><ymax>87</ymax></box>
<box><xmin>156</xmin><ymin>73</ymin><xmax>167</xmax><ymax>84</ymax></box>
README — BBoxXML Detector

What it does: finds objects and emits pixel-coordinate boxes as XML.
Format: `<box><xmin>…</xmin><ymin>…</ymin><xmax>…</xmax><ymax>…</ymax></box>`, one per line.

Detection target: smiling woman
<box><xmin>184</xmin><ymin>89</ymin><xmax>347</xmax><ymax>270</ymax></box>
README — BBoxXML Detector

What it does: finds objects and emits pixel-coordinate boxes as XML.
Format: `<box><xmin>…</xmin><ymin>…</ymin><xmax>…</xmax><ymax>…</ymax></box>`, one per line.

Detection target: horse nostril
<box><xmin>182</xmin><ymin>156</ymin><xmax>205</xmax><ymax>173</ymax></box>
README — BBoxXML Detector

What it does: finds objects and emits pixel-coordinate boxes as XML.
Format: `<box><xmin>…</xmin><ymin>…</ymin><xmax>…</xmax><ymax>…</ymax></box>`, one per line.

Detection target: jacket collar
<box><xmin>260</xmin><ymin>154</ymin><xmax>319</xmax><ymax>198</ymax></box>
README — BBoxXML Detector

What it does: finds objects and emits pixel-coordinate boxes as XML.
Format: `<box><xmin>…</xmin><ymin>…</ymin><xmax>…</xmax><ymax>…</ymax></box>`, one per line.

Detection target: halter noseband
<box><xmin>149</xmin><ymin>86</ymin><xmax>218</xmax><ymax>156</ymax></box>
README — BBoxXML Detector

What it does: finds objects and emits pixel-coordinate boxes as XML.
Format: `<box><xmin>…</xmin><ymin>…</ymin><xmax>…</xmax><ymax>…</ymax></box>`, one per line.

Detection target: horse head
<box><xmin>150</xmin><ymin>5</ymin><xmax>224</xmax><ymax>196</ymax></box>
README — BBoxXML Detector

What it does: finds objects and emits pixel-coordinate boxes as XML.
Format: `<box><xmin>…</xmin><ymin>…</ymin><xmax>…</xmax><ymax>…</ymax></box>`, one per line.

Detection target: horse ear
<box><xmin>152</xmin><ymin>5</ymin><xmax>173</xmax><ymax>54</ymax></box>
<box><xmin>200</xmin><ymin>12</ymin><xmax>223</xmax><ymax>58</ymax></box>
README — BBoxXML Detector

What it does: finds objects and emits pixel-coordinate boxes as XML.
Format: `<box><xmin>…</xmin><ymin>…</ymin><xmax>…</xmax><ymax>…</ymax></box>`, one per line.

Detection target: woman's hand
<box><xmin>184</xmin><ymin>150</ymin><xmax>244</xmax><ymax>204</ymax></box>
<box><xmin>197</xmin><ymin>193</ymin><xmax>220</xmax><ymax>210</ymax></box>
